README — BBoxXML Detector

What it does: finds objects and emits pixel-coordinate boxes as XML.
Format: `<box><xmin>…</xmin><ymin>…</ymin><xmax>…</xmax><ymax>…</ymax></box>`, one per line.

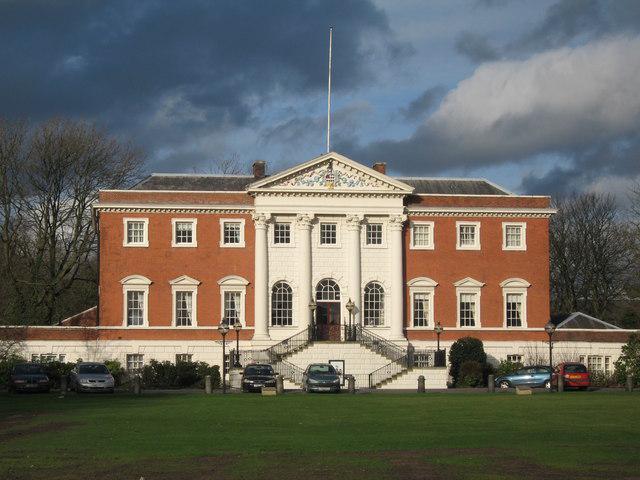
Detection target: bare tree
<box><xmin>550</xmin><ymin>193</ymin><xmax>634</xmax><ymax>320</ymax></box>
<box><xmin>0</xmin><ymin>119</ymin><xmax>143</xmax><ymax>325</ymax></box>
<box><xmin>193</xmin><ymin>153</ymin><xmax>248</xmax><ymax>175</ymax></box>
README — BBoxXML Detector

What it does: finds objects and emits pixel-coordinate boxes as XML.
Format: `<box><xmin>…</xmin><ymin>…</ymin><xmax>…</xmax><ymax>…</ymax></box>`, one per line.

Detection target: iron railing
<box><xmin>353</xmin><ymin>325</ymin><xmax>405</xmax><ymax>361</ymax></box>
<box><xmin>264</xmin><ymin>325</ymin><xmax>314</xmax><ymax>363</ymax></box>
<box><xmin>272</xmin><ymin>359</ymin><xmax>305</xmax><ymax>385</ymax></box>
<box><xmin>368</xmin><ymin>354</ymin><xmax>409</xmax><ymax>388</ymax></box>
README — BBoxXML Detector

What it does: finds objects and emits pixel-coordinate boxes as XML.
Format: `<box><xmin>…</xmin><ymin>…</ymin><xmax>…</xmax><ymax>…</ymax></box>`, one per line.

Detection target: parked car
<box><xmin>69</xmin><ymin>362</ymin><xmax>115</xmax><ymax>393</ymax></box>
<box><xmin>494</xmin><ymin>366</ymin><xmax>552</xmax><ymax>389</ymax></box>
<box><xmin>302</xmin><ymin>363</ymin><xmax>341</xmax><ymax>393</ymax></box>
<box><xmin>552</xmin><ymin>362</ymin><xmax>591</xmax><ymax>390</ymax></box>
<box><xmin>8</xmin><ymin>363</ymin><xmax>50</xmax><ymax>393</ymax></box>
<box><xmin>241</xmin><ymin>364</ymin><xmax>276</xmax><ymax>392</ymax></box>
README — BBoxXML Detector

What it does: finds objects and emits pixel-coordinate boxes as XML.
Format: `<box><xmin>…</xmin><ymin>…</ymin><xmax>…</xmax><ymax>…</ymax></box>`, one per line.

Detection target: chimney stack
<box><xmin>252</xmin><ymin>160</ymin><xmax>266</xmax><ymax>179</ymax></box>
<box><xmin>372</xmin><ymin>162</ymin><xmax>386</xmax><ymax>174</ymax></box>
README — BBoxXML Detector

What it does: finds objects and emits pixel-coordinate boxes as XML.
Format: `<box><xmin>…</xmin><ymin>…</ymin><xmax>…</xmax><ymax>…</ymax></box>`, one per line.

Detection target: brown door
<box><xmin>316</xmin><ymin>302</ymin><xmax>341</xmax><ymax>341</ymax></box>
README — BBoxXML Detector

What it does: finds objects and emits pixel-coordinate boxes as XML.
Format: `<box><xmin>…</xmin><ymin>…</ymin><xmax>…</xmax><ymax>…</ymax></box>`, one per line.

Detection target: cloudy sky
<box><xmin>2</xmin><ymin>0</ymin><xmax>640</xmax><ymax>197</ymax></box>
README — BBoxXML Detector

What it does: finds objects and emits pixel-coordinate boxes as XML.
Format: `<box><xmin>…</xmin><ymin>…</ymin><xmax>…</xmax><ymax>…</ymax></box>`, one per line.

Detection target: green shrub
<box><xmin>457</xmin><ymin>360</ymin><xmax>484</xmax><ymax>387</ymax></box>
<box><xmin>614</xmin><ymin>333</ymin><xmax>640</xmax><ymax>387</ymax></box>
<box><xmin>104</xmin><ymin>359</ymin><xmax>126</xmax><ymax>386</ymax></box>
<box><xmin>449</xmin><ymin>337</ymin><xmax>487</xmax><ymax>386</ymax></box>
<box><xmin>495</xmin><ymin>360</ymin><xmax>523</xmax><ymax>377</ymax></box>
<box><xmin>0</xmin><ymin>354</ymin><xmax>26</xmax><ymax>387</ymax></box>
<box><xmin>139</xmin><ymin>360</ymin><xmax>220</xmax><ymax>389</ymax></box>
<box><xmin>41</xmin><ymin>361</ymin><xmax>76</xmax><ymax>388</ymax></box>
<box><xmin>589</xmin><ymin>371</ymin><xmax>617</xmax><ymax>387</ymax></box>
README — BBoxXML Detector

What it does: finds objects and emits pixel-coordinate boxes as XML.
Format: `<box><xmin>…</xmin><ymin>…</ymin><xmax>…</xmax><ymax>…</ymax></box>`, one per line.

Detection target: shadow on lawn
<box><xmin>4</xmin><ymin>449</ymin><xmax>635</xmax><ymax>480</ymax></box>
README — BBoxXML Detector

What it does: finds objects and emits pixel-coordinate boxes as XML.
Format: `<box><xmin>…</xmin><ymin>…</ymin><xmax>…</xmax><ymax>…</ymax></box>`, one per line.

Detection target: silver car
<box><xmin>69</xmin><ymin>362</ymin><xmax>115</xmax><ymax>393</ymax></box>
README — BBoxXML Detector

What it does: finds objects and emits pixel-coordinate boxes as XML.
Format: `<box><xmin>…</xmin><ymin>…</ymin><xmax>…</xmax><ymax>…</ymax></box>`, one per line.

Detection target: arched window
<box><xmin>363</xmin><ymin>282</ymin><xmax>384</xmax><ymax>326</ymax></box>
<box><xmin>271</xmin><ymin>282</ymin><xmax>293</xmax><ymax>326</ymax></box>
<box><xmin>316</xmin><ymin>279</ymin><xmax>340</xmax><ymax>301</ymax></box>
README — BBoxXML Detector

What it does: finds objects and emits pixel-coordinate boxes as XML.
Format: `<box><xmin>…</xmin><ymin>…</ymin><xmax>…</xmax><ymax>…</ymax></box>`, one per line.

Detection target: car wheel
<box><xmin>499</xmin><ymin>381</ymin><xmax>511</xmax><ymax>389</ymax></box>
<box><xmin>544</xmin><ymin>380</ymin><xmax>551</xmax><ymax>390</ymax></box>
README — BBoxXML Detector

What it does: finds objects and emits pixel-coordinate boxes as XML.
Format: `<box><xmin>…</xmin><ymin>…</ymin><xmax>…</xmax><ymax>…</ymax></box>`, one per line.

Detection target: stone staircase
<box><xmin>377</xmin><ymin>367</ymin><xmax>449</xmax><ymax>390</ymax></box>
<box><xmin>284</xmin><ymin>341</ymin><xmax>392</xmax><ymax>388</ymax></box>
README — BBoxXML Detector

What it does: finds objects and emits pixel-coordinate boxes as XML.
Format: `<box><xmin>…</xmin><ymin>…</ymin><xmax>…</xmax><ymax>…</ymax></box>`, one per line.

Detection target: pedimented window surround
<box><xmin>121</xmin><ymin>275</ymin><xmax>152</xmax><ymax>327</ymax></box>
<box><xmin>218</xmin><ymin>275</ymin><xmax>249</xmax><ymax>327</ymax></box>
<box><xmin>500</xmin><ymin>278</ymin><xmax>530</xmax><ymax>328</ymax></box>
<box><xmin>408</xmin><ymin>277</ymin><xmax>438</xmax><ymax>328</ymax></box>
<box><xmin>454</xmin><ymin>277</ymin><xmax>485</xmax><ymax>328</ymax></box>
<box><xmin>169</xmin><ymin>275</ymin><xmax>201</xmax><ymax>327</ymax></box>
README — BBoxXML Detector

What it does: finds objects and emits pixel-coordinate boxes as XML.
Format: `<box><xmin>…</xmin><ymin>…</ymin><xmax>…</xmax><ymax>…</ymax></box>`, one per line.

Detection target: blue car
<box><xmin>495</xmin><ymin>366</ymin><xmax>552</xmax><ymax>389</ymax></box>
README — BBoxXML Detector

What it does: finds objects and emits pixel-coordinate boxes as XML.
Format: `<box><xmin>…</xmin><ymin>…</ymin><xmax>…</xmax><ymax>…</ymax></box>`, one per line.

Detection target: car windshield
<box><xmin>244</xmin><ymin>365</ymin><xmax>273</xmax><ymax>376</ymax></box>
<box><xmin>564</xmin><ymin>364</ymin><xmax>587</xmax><ymax>373</ymax></box>
<box><xmin>308</xmin><ymin>365</ymin><xmax>337</xmax><ymax>375</ymax></box>
<box><xmin>78</xmin><ymin>364</ymin><xmax>109</xmax><ymax>374</ymax></box>
<box><xmin>14</xmin><ymin>364</ymin><xmax>45</xmax><ymax>375</ymax></box>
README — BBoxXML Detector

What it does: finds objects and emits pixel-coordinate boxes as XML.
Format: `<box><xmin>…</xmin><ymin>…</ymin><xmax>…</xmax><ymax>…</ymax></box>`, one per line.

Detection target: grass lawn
<box><xmin>1</xmin><ymin>391</ymin><xmax>639</xmax><ymax>480</ymax></box>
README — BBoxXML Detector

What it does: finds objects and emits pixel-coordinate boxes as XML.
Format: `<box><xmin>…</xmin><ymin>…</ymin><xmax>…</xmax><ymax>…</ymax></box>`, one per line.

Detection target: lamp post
<box><xmin>434</xmin><ymin>321</ymin><xmax>443</xmax><ymax>352</ymax></box>
<box><xmin>233</xmin><ymin>320</ymin><xmax>242</xmax><ymax>367</ymax></box>
<box><xmin>345</xmin><ymin>298</ymin><xmax>355</xmax><ymax>341</ymax></box>
<box><xmin>544</xmin><ymin>321</ymin><xmax>556</xmax><ymax>374</ymax></box>
<box><xmin>308</xmin><ymin>298</ymin><xmax>317</xmax><ymax>340</ymax></box>
<box><xmin>218</xmin><ymin>320</ymin><xmax>230</xmax><ymax>394</ymax></box>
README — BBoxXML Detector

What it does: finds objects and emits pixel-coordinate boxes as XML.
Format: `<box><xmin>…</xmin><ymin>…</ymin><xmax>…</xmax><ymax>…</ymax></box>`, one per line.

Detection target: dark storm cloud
<box><xmin>0</xmin><ymin>0</ymin><xmax>407</xmax><ymax>169</ymax></box>
<box><xmin>520</xmin><ymin>137</ymin><xmax>640</xmax><ymax>196</ymax></box>
<box><xmin>341</xmin><ymin>35</ymin><xmax>640</xmax><ymax>195</ymax></box>
<box><xmin>454</xmin><ymin>32</ymin><xmax>499</xmax><ymax>63</ymax></box>
<box><xmin>400</xmin><ymin>86</ymin><xmax>446</xmax><ymax>121</ymax></box>
<box><xmin>511</xmin><ymin>0</ymin><xmax>640</xmax><ymax>53</ymax></box>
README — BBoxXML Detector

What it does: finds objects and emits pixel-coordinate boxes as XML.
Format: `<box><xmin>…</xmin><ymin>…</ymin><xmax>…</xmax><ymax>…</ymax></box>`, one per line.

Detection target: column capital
<box><xmin>345</xmin><ymin>214</ymin><xmax>364</xmax><ymax>231</ymax></box>
<box><xmin>388</xmin><ymin>214</ymin><xmax>407</xmax><ymax>231</ymax></box>
<box><xmin>295</xmin><ymin>213</ymin><xmax>314</xmax><ymax>229</ymax></box>
<box><xmin>252</xmin><ymin>213</ymin><xmax>271</xmax><ymax>229</ymax></box>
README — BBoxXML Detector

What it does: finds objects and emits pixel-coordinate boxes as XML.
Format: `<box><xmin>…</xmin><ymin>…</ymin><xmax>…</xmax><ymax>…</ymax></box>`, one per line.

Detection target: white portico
<box><xmin>247</xmin><ymin>152</ymin><xmax>413</xmax><ymax>345</ymax></box>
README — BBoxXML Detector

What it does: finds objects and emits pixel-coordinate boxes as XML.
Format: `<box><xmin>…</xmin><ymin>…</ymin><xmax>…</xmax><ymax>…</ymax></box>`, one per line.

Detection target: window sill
<box><xmin>219</xmin><ymin>243</ymin><xmax>246</xmax><ymax>248</ymax></box>
<box><xmin>123</xmin><ymin>243</ymin><xmax>149</xmax><ymax>248</ymax></box>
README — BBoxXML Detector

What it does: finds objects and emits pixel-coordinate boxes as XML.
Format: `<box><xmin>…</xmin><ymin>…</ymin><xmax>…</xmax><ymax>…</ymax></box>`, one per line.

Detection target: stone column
<box><xmin>346</xmin><ymin>214</ymin><xmax>363</xmax><ymax>326</ymax></box>
<box><xmin>296</xmin><ymin>214</ymin><xmax>313</xmax><ymax>330</ymax></box>
<box><xmin>252</xmin><ymin>213</ymin><xmax>270</xmax><ymax>341</ymax></box>
<box><xmin>389</xmin><ymin>214</ymin><xmax>407</xmax><ymax>340</ymax></box>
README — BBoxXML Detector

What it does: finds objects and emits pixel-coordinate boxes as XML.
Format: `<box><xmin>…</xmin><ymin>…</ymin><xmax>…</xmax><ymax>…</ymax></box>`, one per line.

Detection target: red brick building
<box><xmin>6</xmin><ymin>153</ymin><xmax>633</xmax><ymax>387</ymax></box>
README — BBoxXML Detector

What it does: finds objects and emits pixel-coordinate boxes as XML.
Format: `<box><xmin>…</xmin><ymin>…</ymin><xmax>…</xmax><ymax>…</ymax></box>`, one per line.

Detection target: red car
<box><xmin>552</xmin><ymin>362</ymin><xmax>590</xmax><ymax>390</ymax></box>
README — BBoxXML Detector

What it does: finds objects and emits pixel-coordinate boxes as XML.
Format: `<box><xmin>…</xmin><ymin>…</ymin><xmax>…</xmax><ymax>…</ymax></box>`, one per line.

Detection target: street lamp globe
<box><xmin>308</xmin><ymin>298</ymin><xmax>317</xmax><ymax>311</ymax></box>
<box><xmin>434</xmin><ymin>322</ymin><xmax>444</xmax><ymax>335</ymax></box>
<box><xmin>345</xmin><ymin>298</ymin><xmax>355</xmax><ymax>313</ymax></box>
<box><xmin>233</xmin><ymin>320</ymin><xmax>242</xmax><ymax>331</ymax></box>
<box><xmin>218</xmin><ymin>321</ymin><xmax>230</xmax><ymax>336</ymax></box>
<box><xmin>544</xmin><ymin>321</ymin><xmax>556</xmax><ymax>336</ymax></box>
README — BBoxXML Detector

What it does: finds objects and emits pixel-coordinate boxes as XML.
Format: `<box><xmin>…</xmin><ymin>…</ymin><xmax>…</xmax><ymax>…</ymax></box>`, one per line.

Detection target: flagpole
<box><xmin>327</xmin><ymin>26</ymin><xmax>333</xmax><ymax>154</ymax></box>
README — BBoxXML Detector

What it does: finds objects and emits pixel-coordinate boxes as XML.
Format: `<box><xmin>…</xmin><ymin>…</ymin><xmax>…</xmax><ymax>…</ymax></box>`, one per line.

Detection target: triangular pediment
<box><xmin>247</xmin><ymin>152</ymin><xmax>413</xmax><ymax>194</ymax></box>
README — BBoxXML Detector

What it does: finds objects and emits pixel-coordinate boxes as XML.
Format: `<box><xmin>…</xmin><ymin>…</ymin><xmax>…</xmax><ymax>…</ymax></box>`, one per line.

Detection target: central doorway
<box><xmin>315</xmin><ymin>279</ymin><xmax>341</xmax><ymax>341</ymax></box>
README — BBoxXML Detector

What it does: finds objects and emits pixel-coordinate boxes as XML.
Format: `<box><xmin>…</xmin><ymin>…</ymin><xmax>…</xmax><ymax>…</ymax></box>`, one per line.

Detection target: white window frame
<box><xmin>456</xmin><ymin>221</ymin><xmax>481</xmax><ymax>250</ymax></box>
<box><xmin>126</xmin><ymin>354</ymin><xmax>144</xmax><ymax>371</ymax></box>
<box><xmin>218</xmin><ymin>275</ymin><xmax>249</xmax><ymax>327</ymax></box>
<box><xmin>410</xmin><ymin>221</ymin><xmax>435</xmax><ymax>250</ymax></box>
<box><xmin>364</xmin><ymin>222</ymin><xmax>386</xmax><ymax>248</ymax></box>
<box><xmin>507</xmin><ymin>354</ymin><xmax>523</xmax><ymax>364</ymax></box>
<box><xmin>122</xmin><ymin>218</ymin><xmax>149</xmax><ymax>247</ymax></box>
<box><xmin>362</xmin><ymin>281</ymin><xmax>385</xmax><ymax>327</ymax></box>
<box><xmin>500</xmin><ymin>278</ymin><xmax>530</xmax><ymax>328</ymax></box>
<box><xmin>454</xmin><ymin>277</ymin><xmax>484</xmax><ymax>328</ymax></box>
<box><xmin>121</xmin><ymin>275</ymin><xmax>151</xmax><ymax>327</ymax></box>
<box><xmin>502</xmin><ymin>222</ymin><xmax>527</xmax><ymax>251</ymax></box>
<box><xmin>407</xmin><ymin>277</ymin><xmax>437</xmax><ymax>328</ymax></box>
<box><xmin>220</xmin><ymin>218</ymin><xmax>246</xmax><ymax>248</ymax></box>
<box><xmin>169</xmin><ymin>275</ymin><xmax>200</xmax><ymax>327</ymax></box>
<box><xmin>318</xmin><ymin>221</ymin><xmax>341</xmax><ymax>248</ymax></box>
<box><xmin>270</xmin><ymin>221</ymin><xmax>294</xmax><ymax>248</ymax></box>
<box><xmin>271</xmin><ymin>280</ymin><xmax>294</xmax><ymax>327</ymax></box>
<box><xmin>171</xmin><ymin>218</ymin><xmax>197</xmax><ymax>247</ymax></box>
<box><xmin>176</xmin><ymin>353</ymin><xmax>193</xmax><ymax>363</ymax></box>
